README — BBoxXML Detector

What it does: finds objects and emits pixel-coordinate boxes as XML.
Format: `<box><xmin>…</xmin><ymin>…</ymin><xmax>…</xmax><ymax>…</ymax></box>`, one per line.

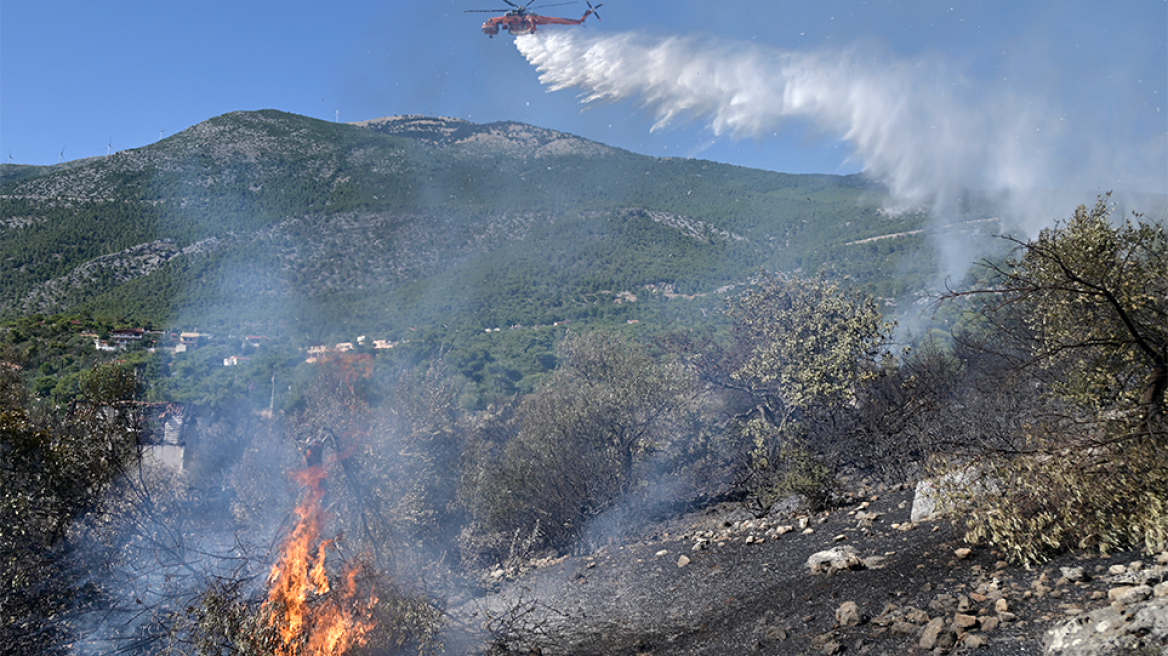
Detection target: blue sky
<box><xmin>2</xmin><ymin>0</ymin><xmax>1165</xmax><ymax>189</ymax></box>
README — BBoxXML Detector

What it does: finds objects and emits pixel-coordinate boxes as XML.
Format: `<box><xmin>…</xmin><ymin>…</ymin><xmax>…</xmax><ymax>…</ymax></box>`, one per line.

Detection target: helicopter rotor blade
<box><xmin>464</xmin><ymin>8</ymin><xmax>515</xmax><ymax>12</ymax></box>
<box><xmin>586</xmin><ymin>1</ymin><xmax>602</xmax><ymax>19</ymax></box>
<box><xmin>527</xmin><ymin>1</ymin><xmax>579</xmax><ymax>9</ymax></box>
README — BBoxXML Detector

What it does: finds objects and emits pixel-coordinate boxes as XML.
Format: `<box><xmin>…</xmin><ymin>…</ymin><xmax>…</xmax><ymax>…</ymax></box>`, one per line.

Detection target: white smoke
<box><xmin>516</xmin><ymin>30</ymin><xmax>1165</xmax><ymax>238</ymax></box>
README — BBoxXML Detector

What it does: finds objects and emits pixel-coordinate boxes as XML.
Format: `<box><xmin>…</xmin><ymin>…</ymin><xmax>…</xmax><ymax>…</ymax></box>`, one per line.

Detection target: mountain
<box><xmin>0</xmin><ymin>109</ymin><xmax>937</xmax><ymax>343</ymax></box>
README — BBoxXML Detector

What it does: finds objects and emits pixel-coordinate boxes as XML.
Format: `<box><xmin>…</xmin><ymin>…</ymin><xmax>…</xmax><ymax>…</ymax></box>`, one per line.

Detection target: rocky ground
<box><xmin>445</xmin><ymin>484</ymin><xmax>1168</xmax><ymax>655</ymax></box>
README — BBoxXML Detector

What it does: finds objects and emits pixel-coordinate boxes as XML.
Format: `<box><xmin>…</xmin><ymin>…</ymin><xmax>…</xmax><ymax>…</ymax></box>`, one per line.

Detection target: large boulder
<box><xmin>1045</xmin><ymin>596</ymin><xmax>1168</xmax><ymax>655</ymax></box>
<box><xmin>911</xmin><ymin>467</ymin><xmax>997</xmax><ymax>522</ymax></box>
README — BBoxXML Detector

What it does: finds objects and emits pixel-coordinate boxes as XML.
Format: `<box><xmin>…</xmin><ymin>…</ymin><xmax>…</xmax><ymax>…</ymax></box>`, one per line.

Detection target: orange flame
<box><xmin>264</xmin><ymin>464</ymin><xmax>377</xmax><ymax>656</ymax></box>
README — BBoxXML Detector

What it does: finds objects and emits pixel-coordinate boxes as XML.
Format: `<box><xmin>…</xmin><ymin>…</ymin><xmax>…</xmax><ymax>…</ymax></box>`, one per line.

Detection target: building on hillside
<box><xmin>179</xmin><ymin>332</ymin><xmax>207</xmax><ymax>348</ymax></box>
<box><xmin>109</xmin><ymin>328</ymin><xmax>145</xmax><ymax>345</ymax></box>
<box><xmin>306</xmin><ymin>345</ymin><xmax>331</xmax><ymax>364</ymax></box>
<box><xmin>140</xmin><ymin>403</ymin><xmax>194</xmax><ymax>472</ymax></box>
<box><xmin>223</xmin><ymin>355</ymin><xmax>250</xmax><ymax>367</ymax></box>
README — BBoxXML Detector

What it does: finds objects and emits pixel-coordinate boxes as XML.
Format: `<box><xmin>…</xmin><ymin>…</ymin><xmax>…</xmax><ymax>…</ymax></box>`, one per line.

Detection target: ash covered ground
<box><xmin>444</xmin><ymin>483</ymin><xmax>1153</xmax><ymax>656</ymax></box>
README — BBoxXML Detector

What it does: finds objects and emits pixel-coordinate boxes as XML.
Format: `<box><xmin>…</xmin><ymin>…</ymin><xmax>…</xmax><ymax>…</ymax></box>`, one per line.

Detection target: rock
<box><xmin>677</xmin><ymin>554</ymin><xmax>691</xmax><ymax>568</ymax></box>
<box><xmin>765</xmin><ymin>626</ymin><xmax>788</xmax><ymax>641</ymax></box>
<box><xmin>905</xmin><ymin>607</ymin><xmax>931</xmax><ymax>624</ymax></box>
<box><xmin>806</xmin><ymin>546</ymin><xmax>867</xmax><ymax>574</ymax></box>
<box><xmin>1108</xmin><ymin>585</ymin><xmax>1153</xmax><ymax>605</ymax></box>
<box><xmin>919</xmin><ymin>617</ymin><xmax>954</xmax><ymax>650</ymax></box>
<box><xmin>836</xmin><ymin>601</ymin><xmax>864</xmax><ymax>627</ymax></box>
<box><xmin>994</xmin><ymin>598</ymin><xmax>1010</xmax><ymax>614</ymax></box>
<box><xmin>1108</xmin><ymin>564</ymin><xmax>1128</xmax><ymax>576</ymax></box>
<box><xmin>890</xmin><ymin>621</ymin><xmax>918</xmax><ymax>635</ymax></box>
<box><xmin>962</xmin><ymin>633</ymin><xmax>988</xmax><ymax>649</ymax></box>
<box><xmin>980</xmin><ymin>616</ymin><xmax>1000</xmax><ymax>633</ymax></box>
<box><xmin>954</xmin><ymin>613</ymin><xmax>979</xmax><ymax>630</ymax></box>
<box><xmin>955</xmin><ymin>547</ymin><xmax>974</xmax><ymax>560</ymax></box>
<box><xmin>1045</xmin><ymin>596</ymin><xmax>1168</xmax><ymax>655</ymax></box>
<box><xmin>911</xmin><ymin>467</ymin><xmax>996</xmax><ymax>522</ymax></box>
<box><xmin>1060</xmin><ymin>566</ymin><xmax>1089</xmax><ymax>583</ymax></box>
<box><xmin>811</xmin><ymin>632</ymin><xmax>845</xmax><ymax>655</ymax></box>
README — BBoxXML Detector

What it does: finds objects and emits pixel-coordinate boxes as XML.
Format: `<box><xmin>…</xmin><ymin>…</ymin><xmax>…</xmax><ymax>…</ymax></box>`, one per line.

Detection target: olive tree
<box><xmin>975</xmin><ymin>196</ymin><xmax>1166</xmax><ymax>428</ymax></box>
<box><xmin>940</xmin><ymin>196</ymin><xmax>1168</xmax><ymax>563</ymax></box>
<box><xmin>463</xmin><ymin>331</ymin><xmax>702</xmax><ymax>557</ymax></box>
<box><xmin>721</xmin><ymin>273</ymin><xmax>894</xmax><ymax>510</ymax></box>
<box><xmin>0</xmin><ymin>363</ymin><xmax>145</xmax><ymax>656</ymax></box>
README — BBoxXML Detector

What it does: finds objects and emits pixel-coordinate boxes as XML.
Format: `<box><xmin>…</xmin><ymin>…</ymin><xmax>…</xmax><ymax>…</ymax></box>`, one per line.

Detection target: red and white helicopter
<box><xmin>466</xmin><ymin>0</ymin><xmax>602</xmax><ymax>37</ymax></box>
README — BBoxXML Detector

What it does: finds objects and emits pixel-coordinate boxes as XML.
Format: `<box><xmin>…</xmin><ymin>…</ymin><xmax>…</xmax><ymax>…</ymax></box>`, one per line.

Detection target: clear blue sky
<box><xmin>2</xmin><ymin>0</ymin><xmax>1165</xmax><ymax>188</ymax></box>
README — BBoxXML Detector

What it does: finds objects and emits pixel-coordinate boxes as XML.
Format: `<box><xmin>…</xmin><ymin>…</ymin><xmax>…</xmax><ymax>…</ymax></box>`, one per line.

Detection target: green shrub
<box><xmin>940</xmin><ymin>430</ymin><xmax>1168</xmax><ymax>566</ymax></box>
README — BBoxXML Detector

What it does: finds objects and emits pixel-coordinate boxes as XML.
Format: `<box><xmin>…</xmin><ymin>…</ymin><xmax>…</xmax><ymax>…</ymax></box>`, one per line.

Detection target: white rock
<box><xmin>1108</xmin><ymin>585</ymin><xmax>1153</xmax><ymax>605</ymax></box>
<box><xmin>807</xmin><ymin>546</ymin><xmax>866</xmax><ymax>574</ymax></box>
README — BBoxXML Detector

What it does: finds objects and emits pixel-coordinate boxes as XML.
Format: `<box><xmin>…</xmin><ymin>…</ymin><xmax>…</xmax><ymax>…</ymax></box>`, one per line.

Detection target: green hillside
<box><xmin>0</xmin><ymin>110</ymin><xmax>980</xmax><ymax>406</ymax></box>
<box><xmin>0</xmin><ymin>110</ymin><xmax>944</xmax><ymax>335</ymax></box>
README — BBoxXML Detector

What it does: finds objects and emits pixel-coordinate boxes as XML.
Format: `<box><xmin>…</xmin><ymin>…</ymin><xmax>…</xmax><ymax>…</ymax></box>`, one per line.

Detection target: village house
<box><xmin>179</xmin><ymin>332</ymin><xmax>207</xmax><ymax>348</ymax></box>
<box><xmin>305</xmin><ymin>345</ymin><xmax>331</xmax><ymax>364</ymax></box>
<box><xmin>109</xmin><ymin>328</ymin><xmax>145</xmax><ymax>344</ymax></box>
<box><xmin>89</xmin><ymin>328</ymin><xmax>150</xmax><ymax>352</ymax></box>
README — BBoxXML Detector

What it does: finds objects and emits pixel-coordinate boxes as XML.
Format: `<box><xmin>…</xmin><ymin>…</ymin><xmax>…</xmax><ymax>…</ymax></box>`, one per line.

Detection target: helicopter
<box><xmin>466</xmin><ymin>0</ymin><xmax>602</xmax><ymax>37</ymax></box>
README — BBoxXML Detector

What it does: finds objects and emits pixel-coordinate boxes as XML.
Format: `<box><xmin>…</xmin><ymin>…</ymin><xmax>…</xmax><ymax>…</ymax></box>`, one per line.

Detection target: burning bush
<box><xmin>169</xmin><ymin>460</ymin><xmax>443</xmax><ymax>656</ymax></box>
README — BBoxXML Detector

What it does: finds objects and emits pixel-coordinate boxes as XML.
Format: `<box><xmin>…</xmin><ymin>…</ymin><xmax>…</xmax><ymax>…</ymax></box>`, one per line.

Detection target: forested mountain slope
<box><xmin>0</xmin><ymin>110</ymin><xmax>940</xmax><ymax>341</ymax></box>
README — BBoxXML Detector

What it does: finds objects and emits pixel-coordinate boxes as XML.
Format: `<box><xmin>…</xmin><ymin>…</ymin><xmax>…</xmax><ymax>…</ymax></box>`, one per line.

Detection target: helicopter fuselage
<box><xmin>476</xmin><ymin>5</ymin><xmax>599</xmax><ymax>38</ymax></box>
<box><xmin>480</xmin><ymin>15</ymin><xmax>538</xmax><ymax>36</ymax></box>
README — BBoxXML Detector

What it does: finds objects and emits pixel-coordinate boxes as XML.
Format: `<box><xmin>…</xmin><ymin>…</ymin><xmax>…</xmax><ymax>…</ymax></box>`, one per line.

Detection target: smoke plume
<box><xmin>516</xmin><ymin>30</ymin><xmax>1165</xmax><ymax>238</ymax></box>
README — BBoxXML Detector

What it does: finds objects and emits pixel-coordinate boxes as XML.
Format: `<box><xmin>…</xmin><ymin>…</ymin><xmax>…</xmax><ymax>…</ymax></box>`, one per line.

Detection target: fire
<box><xmin>263</xmin><ymin>463</ymin><xmax>377</xmax><ymax>656</ymax></box>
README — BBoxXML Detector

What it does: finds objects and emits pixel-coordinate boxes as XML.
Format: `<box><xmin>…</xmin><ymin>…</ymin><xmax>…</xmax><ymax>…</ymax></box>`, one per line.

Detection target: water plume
<box><xmin>516</xmin><ymin>30</ymin><xmax>1164</xmax><ymax>239</ymax></box>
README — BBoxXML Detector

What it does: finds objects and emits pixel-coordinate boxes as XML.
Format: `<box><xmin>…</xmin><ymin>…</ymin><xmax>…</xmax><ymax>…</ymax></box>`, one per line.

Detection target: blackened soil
<box><xmin>446</xmin><ymin>487</ymin><xmax>1142</xmax><ymax>656</ymax></box>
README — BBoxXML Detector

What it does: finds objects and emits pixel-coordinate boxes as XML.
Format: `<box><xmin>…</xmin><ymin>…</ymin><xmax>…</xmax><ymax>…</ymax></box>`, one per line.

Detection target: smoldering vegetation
<box><xmin>3</xmin><ymin>199</ymin><xmax>1165</xmax><ymax>654</ymax></box>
